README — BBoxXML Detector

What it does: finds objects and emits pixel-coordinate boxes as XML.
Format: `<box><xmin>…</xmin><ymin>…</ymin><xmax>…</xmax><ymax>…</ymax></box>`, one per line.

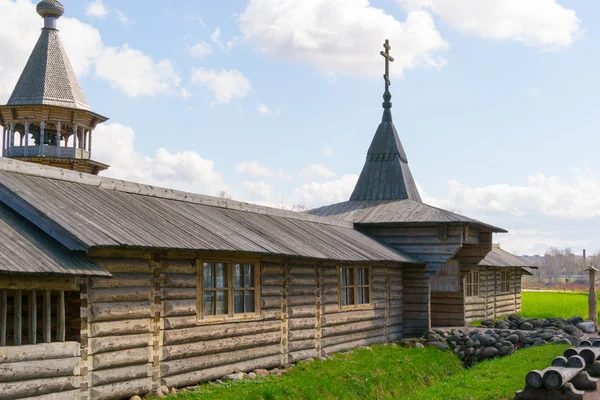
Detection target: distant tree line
<box><xmin>523</xmin><ymin>247</ymin><xmax>600</xmax><ymax>287</ymax></box>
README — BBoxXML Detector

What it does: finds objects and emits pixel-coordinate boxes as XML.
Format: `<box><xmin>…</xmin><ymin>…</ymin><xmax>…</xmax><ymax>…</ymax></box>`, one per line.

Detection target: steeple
<box><xmin>349</xmin><ymin>40</ymin><xmax>421</xmax><ymax>202</ymax></box>
<box><xmin>0</xmin><ymin>0</ymin><xmax>109</xmax><ymax>175</ymax></box>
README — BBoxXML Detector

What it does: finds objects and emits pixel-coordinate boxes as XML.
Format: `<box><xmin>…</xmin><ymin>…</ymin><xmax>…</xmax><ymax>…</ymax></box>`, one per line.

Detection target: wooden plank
<box><xmin>43</xmin><ymin>290</ymin><xmax>51</xmax><ymax>343</ymax></box>
<box><xmin>29</xmin><ymin>289</ymin><xmax>36</xmax><ymax>344</ymax></box>
<box><xmin>57</xmin><ymin>291</ymin><xmax>65</xmax><ymax>342</ymax></box>
<box><xmin>14</xmin><ymin>289</ymin><xmax>22</xmax><ymax>346</ymax></box>
<box><xmin>0</xmin><ymin>289</ymin><xmax>6</xmax><ymax>346</ymax></box>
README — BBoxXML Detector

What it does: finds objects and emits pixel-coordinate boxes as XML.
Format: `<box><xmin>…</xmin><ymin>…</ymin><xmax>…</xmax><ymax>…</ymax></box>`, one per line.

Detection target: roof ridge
<box><xmin>0</xmin><ymin>158</ymin><xmax>354</xmax><ymax>228</ymax></box>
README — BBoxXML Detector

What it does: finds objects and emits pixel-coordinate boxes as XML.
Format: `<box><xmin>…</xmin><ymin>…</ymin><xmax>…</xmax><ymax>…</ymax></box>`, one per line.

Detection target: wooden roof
<box><xmin>478</xmin><ymin>246</ymin><xmax>536</xmax><ymax>269</ymax></box>
<box><xmin>0</xmin><ymin>159</ymin><xmax>418</xmax><ymax>264</ymax></box>
<box><xmin>350</xmin><ymin>110</ymin><xmax>421</xmax><ymax>202</ymax></box>
<box><xmin>309</xmin><ymin>199</ymin><xmax>506</xmax><ymax>232</ymax></box>
<box><xmin>0</xmin><ymin>202</ymin><xmax>109</xmax><ymax>277</ymax></box>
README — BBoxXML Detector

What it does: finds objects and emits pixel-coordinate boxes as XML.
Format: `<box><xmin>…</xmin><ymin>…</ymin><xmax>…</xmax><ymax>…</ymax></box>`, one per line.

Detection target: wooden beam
<box><xmin>14</xmin><ymin>290</ymin><xmax>22</xmax><ymax>346</ymax></box>
<box><xmin>57</xmin><ymin>291</ymin><xmax>65</xmax><ymax>342</ymax></box>
<box><xmin>0</xmin><ymin>289</ymin><xmax>6</xmax><ymax>346</ymax></box>
<box><xmin>29</xmin><ymin>290</ymin><xmax>37</xmax><ymax>345</ymax></box>
<box><xmin>43</xmin><ymin>290</ymin><xmax>51</xmax><ymax>343</ymax></box>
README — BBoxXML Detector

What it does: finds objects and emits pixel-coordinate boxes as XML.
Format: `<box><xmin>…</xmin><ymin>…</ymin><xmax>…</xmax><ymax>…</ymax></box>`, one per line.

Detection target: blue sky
<box><xmin>1</xmin><ymin>0</ymin><xmax>599</xmax><ymax>256</ymax></box>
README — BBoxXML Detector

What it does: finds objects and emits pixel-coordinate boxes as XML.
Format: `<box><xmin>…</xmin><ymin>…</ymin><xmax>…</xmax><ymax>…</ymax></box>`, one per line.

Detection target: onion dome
<box><xmin>36</xmin><ymin>0</ymin><xmax>64</xmax><ymax>19</ymax></box>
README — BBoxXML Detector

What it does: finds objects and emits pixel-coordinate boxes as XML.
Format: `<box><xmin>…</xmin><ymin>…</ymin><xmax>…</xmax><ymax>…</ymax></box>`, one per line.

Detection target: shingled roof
<box><xmin>0</xmin><ymin>159</ymin><xmax>419</xmax><ymax>264</ymax></box>
<box><xmin>7</xmin><ymin>2</ymin><xmax>90</xmax><ymax>111</ymax></box>
<box><xmin>478</xmin><ymin>245</ymin><xmax>536</xmax><ymax>269</ymax></box>
<box><xmin>0</xmin><ymin>202</ymin><xmax>108</xmax><ymax>277</ymax></box>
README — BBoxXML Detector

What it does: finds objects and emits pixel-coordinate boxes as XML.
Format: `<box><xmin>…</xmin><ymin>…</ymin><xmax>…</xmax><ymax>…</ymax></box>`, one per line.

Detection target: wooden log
<box><xmin>288</xmin><ymin>339</ymin><xmax>315</xmax><ymax>352</ymax></box>
<box><xmin>260</xmin><ymin>286</ymin><xmax>282</xmax><ymax>297</ymax></box>
<box><xmin>0</xmin><ymin>356</ymin><xmax>79</xmax><ymax>382</ymax></box>
<box><xmin>90</xmin><ymin>301</ymin><xmax>153</xmax><ymax>322</ymax></box>
<box><xmin>289</xmin><ymin>349</ymin><xmax>318</xmax><ymax>363</ymax></box>
<box><xmin>163</xmin><ymin>299</ymin><xmax>196</xmax><ymax>317</ymax></box>
<box><xmin>44</xmin><ymin>290</ymin><xmax>51</xmax><ymax>343</ymax></box>
<box><xmin>163</xmin><ymin>320</ymin><xmax>280</xmax><ymax>346</ymax></box>
<box><xmin>57</xmin><ymin>291</ymin><xmax>65</xmax><ymax>342</ymax></box>
<box><xmin>542</xmin><ymin>355</ymin><xmax>585</xmax><ymax>390</ymax></box>
<box><xmin>90</xmin><ymin>319</ymin><xmax>152</xmax><ymax>337</ymax></box>
<box><xmin>288</xmin><ymin>296</ymin><xmax>314</xmax><ymax>307</ymax></box>
<box><xmin>162</xmin><ymin>355</ymin><xmax>282</xmax><ymax>388</ymax></box>
<box><xmin>164</xmin><ymin>273</ymin><xmax>197</xmax><ymax>288</ymax></box>
<box><xmin>579</xmin><ymin>348</ymin><xmax>600</xmax><ymax>367</ymax></box>
<box><xmin>90</xmin><ymin>346</ymin><xmax>151</xmax><ymax>371</ymax></box>
<box><xmin>288</xmin><ymin>329</ymin><xmax>316</xmax><ymax>342</ymax></box>
<box><xmin>0</xmin><ymin>276</ymin><xmax>80</xmax><ymax>291</ymax></box>
<box><xmin>90</xmin><ymin>376</ymin><xmax>151</xmax><ymax>400</ymax></box>
<box><xmin>322</xmin><ymin>335</ymin><xmax>386</xmax><ymax>356</ymax></box>
<box><xmin>24</xmin><ymin>390</ymin><xmax>80</xmax><ymax>400</ymax></box>
<box><xmin>28</xmin><ymin>290</ymin><xmax>36</xmax><ymax>345</ymax></box>
<box><xmin>162</xmin><ymin>288</ymin><xmax>197</xmax><ymax>300</ymax></box>
<box><xmin>91</xmin><ymin>273</ymin><xmax>152</xmax><ymax>289</ymax></box>
<box><xmin>288</xmin><ymin>305</ymin><xmax>316</xmax><ymax>318</ymax></box>
<box><xmin>0</xmin><ymin>376</ymin><xmax>80</xmax><ymax>399</ymax></box>
<box><xmin>89</xmin><ymin>333</ymin><xmax>151</xmax><ymax>355</ymax></box>
<box><xmin>91</xmin><ymin>363</ymin><xmax>151</xmax><ymax>386</ymax></box>
<box><xmin>13</xmin><ymin>290</ymin><xmax>22</xmax><ymax>346</ymax></box>
<box><xmin>0</xmin><ymin>289</ymin><xmax>6</xmax><ymax>346</ymax></box>
<box><xmin>322</xmin><ymin>309</ymin><xmax>385</xmax><ymax>326</ymax></box>
<box><xmin>161</xmin><ymin>331</ymin><xmax>281</xmax><ymax>361</ymax></box>
<box><xmin>161</xmin><ymin>344</ymin><xmax>281</xmax><ymax>377</ymax></box>
<box><xmin>321</xmin><ymin>329</ymin><xmax>385</xmax><ymax>348</ymax></box>
<box><xmin>322</xmin><ymin>319</ymin><xmax>386</xmax><ymax>338</ymax></box>
<box><xmin>0</xmin><ymin>342</ymin><xmax>80</xmax><ymax>363</ymax></box>
<box><xmin>288</xmin><ymin>317</ymin><xmax>316</xmax><ymax>330</ymax></box>
<box><xmin>89</xmin><ymin>287</ymin><xmax>152</xmax><ymax>303</ymax></box>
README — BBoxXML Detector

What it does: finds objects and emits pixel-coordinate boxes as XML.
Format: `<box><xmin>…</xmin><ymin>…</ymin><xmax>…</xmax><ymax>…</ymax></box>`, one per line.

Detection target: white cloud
<box><xmin>299</xmin><ymin>164</ymin><xmax>337</xmax><ymax>179</ymax></box>
<box><xmin>95</xmin><ymin>45</ymin><xmax>183</xmax><ymax>97</ymax></box>
<box><xmin>239</xmin><ymin>0</ymin><xmax>447</xmax><ymax>77</ymax></box>
<box><xmin>242</xmin><ymin>181</ymin><xmax>273</xmax><ymax>200</ymax></box>
<box><xmin>191</xmin><ymin>68</ymin><xmax>252</xmax><ymax>105</ymax></box>
<box><xmin>398</xmin><ymin>0</ymin><xmax>582</xmax><ymax>49</ymax></box>
<box><xmin>210</xmin><ymin>27</ymin><xmax>237</xmax><ymax>52</ymax></box>
<box><xmin>0</xmin><ymin>1</ymin><xmax>182</xmax><ymax>102</ymax></box>
<box><xmin>93</xmin><ymin>123</ymin><xmax>228</xmax><ymax>195</ymax></box>
<box><xmin>528</xmin><ymin>88</ymin><xmax>541</xmax><ymax>97</ymax></box>
<box><xmin>293</xmin><ymin>174</ymin><xmax>359</xmax><ymax>207</ymax></box>
<box><xmin>236</xmin><ymin>160</ymin><xmax>273</xmax><ymax>177</ymax></box>
<box><xmin>85</xmin><ymin>0</ymin><xmax>108</xmax><ymax>18</ymax></box>
<box><xmin>189</xmin><ymin>41</ymin><xmax>213</xmax><ymax>58</ymax></box>
<box><xmin>322</xmin><ymin>145</ymin><xmax>334</xmax><ymax>156</ymax></box>
<box><xmin>115</xmin><ymin>9</ymin><xmax>129</xmax><ymax>25</ymax></box>
<box><xmin>257</xmin><ymin>103</ymin><xmax>280</xmax><ymax>115</ymax></box>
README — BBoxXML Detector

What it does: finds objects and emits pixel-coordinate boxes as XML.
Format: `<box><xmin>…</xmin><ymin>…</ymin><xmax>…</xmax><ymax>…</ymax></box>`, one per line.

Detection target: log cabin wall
<box><xmin>80</xmin><ymin>252</ymin><xmax>406</xmax><ymax>398</ymax></box>
<box><xmin>464</xmin><ymin>267</ymin><xmax>523</xmax><ymax>323</ymax></box>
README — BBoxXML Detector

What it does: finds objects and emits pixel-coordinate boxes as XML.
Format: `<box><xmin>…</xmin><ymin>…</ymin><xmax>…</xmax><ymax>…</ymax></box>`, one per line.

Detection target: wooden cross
<box><xmin>380</xmin><ymin>39</ymin><xmax>394</xmax><ymax>91</ymax></box>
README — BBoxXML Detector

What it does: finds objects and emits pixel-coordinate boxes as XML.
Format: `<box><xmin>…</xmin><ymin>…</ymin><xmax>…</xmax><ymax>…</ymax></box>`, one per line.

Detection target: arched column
<box><xmin>24</xmin><ymin>122</ymin><xmax>30</xmax><ymax>157</ymax></box>
<box><xmin>56</xmin><ymin>122</ymin><xmax>61</xmax><ymax>157</ymax></box>
<box><xmin>39</xmin><ymin>121</ymin><xmax>46</xmax><ymax>155</ymax></box>
<box><xmin>9</xmin><ymin>123</ymin><xmax>14</xmax><ymax>157</ymax></box>
<box><xmin>88</xmin><ymin>129</ymin><xmax>93</xmax><ymax>158</ymax></box>
<box><xmin>72</xmin><ymin>124</ymin><xmax>78</xmax><ymax>157</ymax></box>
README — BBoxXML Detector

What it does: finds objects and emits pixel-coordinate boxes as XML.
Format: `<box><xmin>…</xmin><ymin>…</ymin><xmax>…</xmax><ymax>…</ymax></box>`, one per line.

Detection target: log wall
<box><xmin>80</xmin><ymin>255</ymin><xmax>405</xmax><ymax>398</ymax></box>
<box><xmin>464</xmin><ymin>267</ymin><xmax>523</xmax><ymax>323</ymax></box>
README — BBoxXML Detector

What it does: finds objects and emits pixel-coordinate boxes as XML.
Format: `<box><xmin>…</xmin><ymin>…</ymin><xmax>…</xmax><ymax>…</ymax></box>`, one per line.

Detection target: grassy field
<box><xmin>171</xmin><ymin>344</ymin><xmax>569</xmax><ymax>400</ymax></box>
<box><xmin>520</xmin><ymin>291</ymin><xmax>593</xmax><ymax>320</ymax></box>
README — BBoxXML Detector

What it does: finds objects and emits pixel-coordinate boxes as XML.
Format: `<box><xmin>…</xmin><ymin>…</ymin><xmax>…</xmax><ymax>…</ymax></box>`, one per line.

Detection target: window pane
<box><xmin>216</xmin><ymin>290</ymin><xmax>227</xmax><ymax>314</ymax></box>
<box><xmin>245</xmin><ymin>290</ymin><xmax>255</xmax><ymax>313</ymax></box>
<box><xmin>340</xmin><ymin>268</ymin><xmax>347</xmax><ymax>286</ymax></box>
<box><xmin>360</xmin><ymin>287</ymin><xmax>369</xmax><ymax>304</ymax></box>
<box><xmin>204</xmin><ymin>263</ymin><xmax>214</xmax><ymax>288</ymax></box>
<box><xmin>346</xmin><ymin>288</ymin><xmax>354</xmax><ymax>305</ymax></box>
<box><xmin>216</xmin><ymin>263</ymin><xmax>227</xmax><ymax>288</ymax></box>
<box><xmin>347</xmin><ymin>268</ymin><xmax>354</xmax><ymax>286</ymax></box>
<box><xmin>357</xmin><ymin>286</ymin><xmax>364</xmax><ymax>304</ymax></box>
<box><xmin>341</xmin><ymin>287</ymin><xmax>347</xmax><ymax>306</ymax></box>
<box><xmin>356</xmin><ymin>268</ymin><xmax>364</xmax><ymax>285</ymax></box>
<box><xmin>233</xmin><ymin>264</ymin><xmax>243</xmax><ymax>288</ymax></box>
<box><xmin>204</xmin><ymin>292</ymin><xmax>214</xmax><ymax>315</ymax></box>
<box><xmin>234</xmin><ymin>290</ymin><xmax>244</xmax><ymax>313</ymax></box>
<box><xmin>245</xmin><ymin>264</ymin><xmax>254</xmax><ymax>288</ymax></box>
<box><xmin>363</xmin><ymin>268</ymin><xmax>369</xmax><ymax>285</ymax></box>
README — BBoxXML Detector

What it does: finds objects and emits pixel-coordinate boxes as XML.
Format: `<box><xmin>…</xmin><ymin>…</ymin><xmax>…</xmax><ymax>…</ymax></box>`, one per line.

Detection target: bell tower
<box><xmin>0</xmin><ymin>0</ymin><xmax>109</xmax><ymax>175</ymax></box>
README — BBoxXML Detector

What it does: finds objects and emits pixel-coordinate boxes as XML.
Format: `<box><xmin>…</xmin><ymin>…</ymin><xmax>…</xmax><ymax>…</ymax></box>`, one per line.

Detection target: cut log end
<box><xmin>552</xmin><ymin>356</ymin><xmax>568</xmax><ymax>367</ymax></box>
<box><xmin>525</xmin><ymin>370</ymin><xmax>543</xmax><ymax>389</ymax></box>
<box><xmin>543</xmin><ymin>370</ymin><xmax>564</xmax><ymax>390</ymax></box>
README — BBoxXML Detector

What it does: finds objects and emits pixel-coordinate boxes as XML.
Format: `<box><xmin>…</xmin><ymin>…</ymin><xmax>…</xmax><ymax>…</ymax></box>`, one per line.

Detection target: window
<box><xmin>339</xmin><ymin>267</ymin><xmax>371</xmax><ymax>307</ymax></box>
<box><xmin>500</xmin><ymin>271</ymin><xmax>511</xmax><ymax>293</ymax></box>
<box><xmin>0</xmin><ymin>289</ymin><xmax>79</xmax><ymax>346</ymax></box>
<box><xmin>430</xmin><ymin>259</ymin><xmax>460</xmax><ymax>292</ymax></box>
<box><xmin>465</xmin><ymin>270</ymin><xmax>479</xmax><ymax>297</ymax></box>
<box><xmin>199</xmin><ymin>262</ymin><xmax>259</xmax><ymax>319</ymax></box>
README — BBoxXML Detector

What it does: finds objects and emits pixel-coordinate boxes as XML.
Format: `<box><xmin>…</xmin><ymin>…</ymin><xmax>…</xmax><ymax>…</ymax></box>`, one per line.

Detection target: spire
<box><xmin>7</xmin><ymin>0</ymin><xmax>90</xmax><ymax>111</ymax></box>
<box><xmin>349</xmin><ymin>39</ymin><xmax>422</xmax><ymax>202</ymax></box>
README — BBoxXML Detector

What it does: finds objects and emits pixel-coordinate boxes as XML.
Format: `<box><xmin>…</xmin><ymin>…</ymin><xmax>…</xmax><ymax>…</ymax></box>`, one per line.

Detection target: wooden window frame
<box><xmin>337</xmin><ymin>266</ymin><xmax>373</xmax><ymax>310</ymax></box>
<box><xmin>465</xmin><ymin>270</ymin><xmax>480</xmax><ymax>297</ymax></box>
<box><xmin>500</xmin><ymin>270</ymin><xmax>511</xmax><ymax>293</ymax></box>
<box><xmin>196</xmin><ymin>260</ymin><xmax>261</xmax><ymax>323</ymax></box>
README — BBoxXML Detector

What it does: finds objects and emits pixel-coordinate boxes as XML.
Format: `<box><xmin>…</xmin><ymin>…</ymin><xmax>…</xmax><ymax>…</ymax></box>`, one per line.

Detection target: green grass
<box><xmin>521</xmin><ymin>291</ymin><xmax>593</xmax><ymax>320</ymax></box>
<box><xmin>171</xmin><ymin>345</ymin><xmax>569</xmax><ymax>400</ymax></box>
<box><xmin>170</xmin><ymin>346</ymin><xmax>463</xmax><ymax>400</ymax></box>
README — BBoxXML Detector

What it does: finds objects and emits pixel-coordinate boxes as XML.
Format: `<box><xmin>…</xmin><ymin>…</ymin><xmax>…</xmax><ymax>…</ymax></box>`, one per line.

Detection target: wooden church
<box><xmin>0</xmin><ymin>2</ymin><xmax>533</xmax><ymax>399</ymax></box>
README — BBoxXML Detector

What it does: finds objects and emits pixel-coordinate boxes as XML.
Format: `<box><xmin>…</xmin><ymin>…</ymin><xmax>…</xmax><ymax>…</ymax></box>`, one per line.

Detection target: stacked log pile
<box><xmin>516</xmin><ymin>341</ymin><xmax>600</xmax><ymax>399</ymax></box>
